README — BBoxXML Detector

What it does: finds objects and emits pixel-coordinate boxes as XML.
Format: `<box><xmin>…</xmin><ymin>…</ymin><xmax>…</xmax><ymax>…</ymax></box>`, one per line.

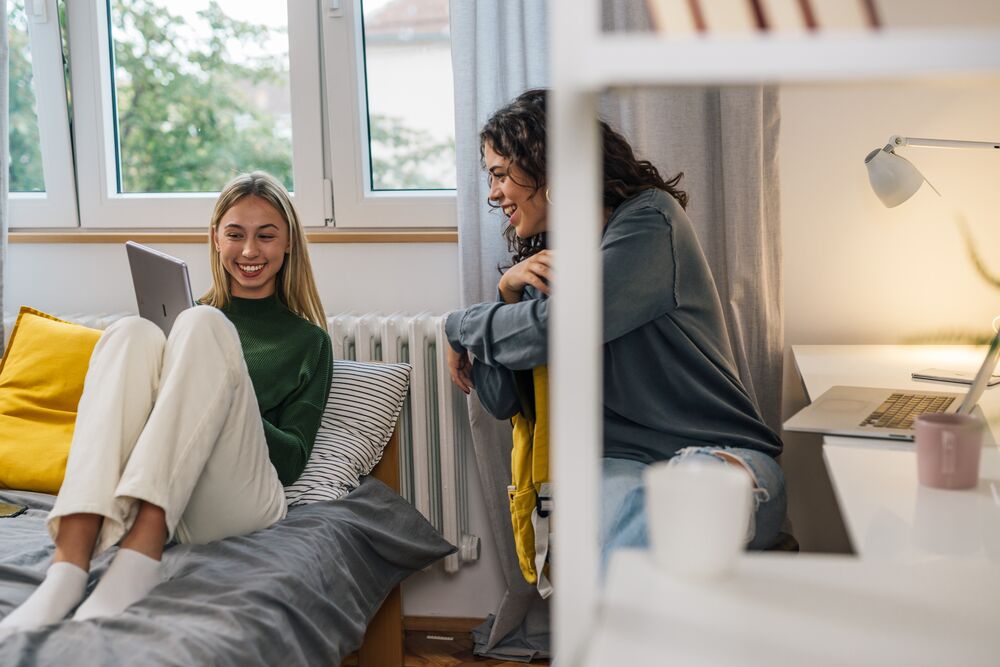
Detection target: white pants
<box><xmin>48</xmin><ymin>306</ymin><xmax>287</xmax><ymax>556</ymax></box>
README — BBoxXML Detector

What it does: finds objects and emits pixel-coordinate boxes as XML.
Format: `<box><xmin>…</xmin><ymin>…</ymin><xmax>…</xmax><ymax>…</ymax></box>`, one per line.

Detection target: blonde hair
<box><xmin>201</xmin><ymin>171</ymin><xmax>327</xmax><ymax>331</ymax></box>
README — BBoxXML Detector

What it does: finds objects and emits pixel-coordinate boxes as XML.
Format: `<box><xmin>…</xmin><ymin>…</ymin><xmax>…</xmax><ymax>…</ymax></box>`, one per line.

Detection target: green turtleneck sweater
<box><xmin>219</xmin><ymin>294</ymin><xmax>332</xmax><ymax>486</ymax></box>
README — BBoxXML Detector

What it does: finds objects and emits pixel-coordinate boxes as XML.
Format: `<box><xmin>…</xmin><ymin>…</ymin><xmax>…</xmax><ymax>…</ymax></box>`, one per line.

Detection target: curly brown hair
<box><xmin>480</xmin><ymin>88</ymin><xmax>688</xmax><ymax>266</ymax></box>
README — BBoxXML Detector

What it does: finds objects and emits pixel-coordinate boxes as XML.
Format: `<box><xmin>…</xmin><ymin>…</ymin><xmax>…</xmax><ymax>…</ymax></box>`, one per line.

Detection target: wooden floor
<box><xmin>404</xmin><ymin>630</ymin><xmax>549</xmax><ymax>667</ymax></box>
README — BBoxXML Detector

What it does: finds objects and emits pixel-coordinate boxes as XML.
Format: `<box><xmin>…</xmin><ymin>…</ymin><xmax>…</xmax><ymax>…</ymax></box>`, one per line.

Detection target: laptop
<box><xmin>125</xmin><ymin>241</ymin><xmax>195</xmax><ymax>335</ymax></box>
<box><xmin>784</xmin><ymin>327</ymin><xmax>1000</xmax><ymax>441</ymax></box>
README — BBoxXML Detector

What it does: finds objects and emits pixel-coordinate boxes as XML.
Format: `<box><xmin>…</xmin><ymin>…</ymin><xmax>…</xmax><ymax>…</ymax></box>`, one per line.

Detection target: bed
<box><xmin>0</xmin><ymin>432</ymin><xmax>453</xmax><ymax>666</ymax></box>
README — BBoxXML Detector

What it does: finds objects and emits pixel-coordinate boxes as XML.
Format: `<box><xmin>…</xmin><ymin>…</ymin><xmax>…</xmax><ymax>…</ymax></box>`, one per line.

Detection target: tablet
<box><xmin>125</xmin><ymin>241</ymin><xmax>195</xmax><ymax>335</ymax></box>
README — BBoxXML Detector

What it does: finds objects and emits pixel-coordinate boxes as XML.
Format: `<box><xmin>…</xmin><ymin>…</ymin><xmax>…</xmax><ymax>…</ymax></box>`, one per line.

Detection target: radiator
<box><xmin>328</xmin><ymin>312</ymin><xmax>480</xmax><ymax>573</ymax></box>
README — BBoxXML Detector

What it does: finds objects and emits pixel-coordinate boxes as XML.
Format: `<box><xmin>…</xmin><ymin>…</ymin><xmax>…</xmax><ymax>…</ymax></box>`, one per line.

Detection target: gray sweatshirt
<box><xmin>446</xmin><ymin>188</ymin><xmax>782</xmax><ymax>463</ymax></box>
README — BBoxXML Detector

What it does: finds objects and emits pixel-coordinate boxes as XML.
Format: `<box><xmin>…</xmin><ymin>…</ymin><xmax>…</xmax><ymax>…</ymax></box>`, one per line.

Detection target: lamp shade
<box><xmin>864</xmin><ymin>147</ymin><xmax>926</xmax><ymax>208</ymax></box>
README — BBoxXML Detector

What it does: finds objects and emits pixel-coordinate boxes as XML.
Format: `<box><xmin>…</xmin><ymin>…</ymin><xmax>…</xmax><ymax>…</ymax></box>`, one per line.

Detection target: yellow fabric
<box><xmin>0</xmin><ymin>307</ymin><xmax>101</xmax><ymax>493</ymax></box>
<box><xmin>509</xmin><ymin>365</ymin><xmax>549</xmax><ymax>586</ymax></box>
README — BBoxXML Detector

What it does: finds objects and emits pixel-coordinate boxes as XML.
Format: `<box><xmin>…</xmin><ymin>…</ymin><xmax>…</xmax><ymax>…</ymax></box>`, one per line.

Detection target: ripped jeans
<box><xmin>599</xmin><ymin>447</ymin><xmax>786</xmax><ymax>575</ymax></box>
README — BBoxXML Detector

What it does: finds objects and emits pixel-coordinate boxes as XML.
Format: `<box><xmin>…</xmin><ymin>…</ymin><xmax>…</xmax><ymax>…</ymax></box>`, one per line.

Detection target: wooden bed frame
<box><xmin>342</xmin><ymin>429</ymin><xmax>404</xmax><ymax>667</ymax></box>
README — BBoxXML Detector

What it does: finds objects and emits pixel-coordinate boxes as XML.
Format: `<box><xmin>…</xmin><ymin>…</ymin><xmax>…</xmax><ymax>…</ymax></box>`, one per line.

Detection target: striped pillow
<box><xmin>284</xmin><ymin>359</ymin><xmax>411</xmax><ymax>506</ymax></box>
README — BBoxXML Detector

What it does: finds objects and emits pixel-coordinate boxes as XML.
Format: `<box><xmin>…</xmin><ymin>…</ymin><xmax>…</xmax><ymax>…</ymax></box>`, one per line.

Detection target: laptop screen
<box><xmin>958</xmin><ymin>326</ymin><xmax>1000</xmax><ymax>414</ymax></box>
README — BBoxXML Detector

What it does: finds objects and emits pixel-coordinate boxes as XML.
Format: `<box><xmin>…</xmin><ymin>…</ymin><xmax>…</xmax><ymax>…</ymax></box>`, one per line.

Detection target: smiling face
<box><xmin>484</xmin><ymin>141</ymin><xmax>548</xmax><ymax>239</ymax></box>
<box><xmin>213</xmin><ymin>195</ymin><xmax>290</xmax><ymax>299</ymax></box>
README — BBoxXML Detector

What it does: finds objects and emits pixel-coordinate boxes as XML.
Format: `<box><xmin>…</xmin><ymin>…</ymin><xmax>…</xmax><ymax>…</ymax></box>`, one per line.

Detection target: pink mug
<box><xmin>915</xmin><ymin>413</ymin><xmax>983</xmax><ymax>490</ymax></box>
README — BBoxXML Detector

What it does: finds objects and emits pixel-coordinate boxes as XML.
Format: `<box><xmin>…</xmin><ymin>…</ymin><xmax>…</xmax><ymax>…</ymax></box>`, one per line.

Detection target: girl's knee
<box><xmin>103</xmin><ymin>316</ymin><xmax>165</xmax><ymax>352</ymax></box>
<box><xmin>172</xmin><ymin>304</ymin><xmax>223</xmax><ymax>330</ymax></box>
<box><xmin>168</xmin><ymin>306</ymin><xmax>242</xmax><ymax>362</ymax></box>
<box><xmin>171</xmin><ymin>306</ymin><xmax>236</xmax><ymax>341</ymax></box>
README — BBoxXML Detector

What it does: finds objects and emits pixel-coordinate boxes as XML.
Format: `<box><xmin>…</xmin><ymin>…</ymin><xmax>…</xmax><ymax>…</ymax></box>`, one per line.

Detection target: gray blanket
<box><xmin>0</xmin><ymin>478</ymin><xmax>454</xmax><ymax>666</ymax></box>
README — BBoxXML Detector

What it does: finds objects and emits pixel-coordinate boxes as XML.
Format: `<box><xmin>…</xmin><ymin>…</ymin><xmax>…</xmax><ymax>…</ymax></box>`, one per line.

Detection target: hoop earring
<box><xmin>545</xmin><ymin>188</ymin><xmax>552</xmax><ymax>204</ymax></box>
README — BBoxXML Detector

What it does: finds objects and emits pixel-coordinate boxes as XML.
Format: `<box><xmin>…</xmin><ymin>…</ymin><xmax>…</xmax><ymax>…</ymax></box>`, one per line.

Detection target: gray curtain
<box><xmin>449</xmin><ymin>0</ymin><xmax>550</xmax><ymax>661</ymax></box>
<box><xmin>602</xmin><ymin>2</ymin><xmax>784</xmax><ymax>432</ymax></box>
<box><xmin>2</xmin><ymin>0</ymin><xmax>9</xmax><ymax>347</ymax></box>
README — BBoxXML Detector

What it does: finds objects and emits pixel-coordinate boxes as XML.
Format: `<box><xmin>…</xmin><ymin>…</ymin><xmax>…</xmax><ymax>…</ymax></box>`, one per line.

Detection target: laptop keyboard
<box><xmin>859</xmin><ymin>393</ymin><xmax>956</xmax><ymax>429</ymax></box>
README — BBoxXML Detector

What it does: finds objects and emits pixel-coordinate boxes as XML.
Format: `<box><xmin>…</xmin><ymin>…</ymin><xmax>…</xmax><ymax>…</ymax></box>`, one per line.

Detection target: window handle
<box><xmin>28</xmin><ymin>0</ymin><xmax>49</xmax><ymax>23</ymax></box>
<box><xmin>327</xmin><ymin>0</ymin><xmax>344</xmax><ymax>19</ymax></box>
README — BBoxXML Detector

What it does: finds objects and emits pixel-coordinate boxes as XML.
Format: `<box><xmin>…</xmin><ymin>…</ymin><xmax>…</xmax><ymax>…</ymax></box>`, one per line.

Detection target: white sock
<box><xmin>0</xmin><ymin>562</ymin><xmax>89</xmax><ymax>632</ymax></box>
<box><xmin>72</xmin><ymin>548</ymin><xmax>162</xmax><ymax>621</ymax></box>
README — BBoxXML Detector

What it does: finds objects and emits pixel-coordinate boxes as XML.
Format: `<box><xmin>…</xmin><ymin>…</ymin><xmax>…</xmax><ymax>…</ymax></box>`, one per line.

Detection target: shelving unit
<box><xmin>575</xmin><ymin>30</ymin><xmax>1000</xmax><ymax>87</ymax></box>
<box><xmin>548</xmin><ymin>2</ymin><xmax>1000</xmax><ymax>662</ymax></box>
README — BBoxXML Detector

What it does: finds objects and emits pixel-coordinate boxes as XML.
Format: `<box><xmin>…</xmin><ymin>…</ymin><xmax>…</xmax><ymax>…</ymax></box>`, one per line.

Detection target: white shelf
<box><xmin>586</xmin><ymin>550</ymin><xmax>1000</xmax><ymax>666</ymax></box>
<box><xmin>566</xmin><ymin>29</ymin><xmax>1000</xmax><ymax>89</ymax></box>
<box><xmin>548</xmin><ymin>1</ymin><xmax>1000</xmax><ymax>661</ymax></box>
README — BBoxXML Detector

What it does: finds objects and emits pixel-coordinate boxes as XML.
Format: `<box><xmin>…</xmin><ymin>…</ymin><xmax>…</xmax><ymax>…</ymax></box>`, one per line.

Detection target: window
<box><xmin>7</xmin><ymin>0</ymin><xmax>78</xmax><ymax>228</ymax></box>
<box><xmin>8</xmin><ymin>0</ymin><xmax>44</xmax><ymax>193</ymax></box>
<box><xmin>324</xmin><ymin>0</ymin><xmax>457</xmax><ymax>228</ymax></box>
<box><xmin>9</xmin><ymin>0</ymin><xmax>457</xmax><ymax>231</ymax></box>
<box><xmin>108</xmin><ymin>1</ymin><xmax>295</xmax><ymax>194</ymax></box>
<box><xmin>68</xmin><ymin>0</ymin><xmax>324</xmax><ymax>228</ymax></box>
<box><xmin>361</xmin><ymin>0</ymin><xmax>456</xmax><ymax>191</ymax></box>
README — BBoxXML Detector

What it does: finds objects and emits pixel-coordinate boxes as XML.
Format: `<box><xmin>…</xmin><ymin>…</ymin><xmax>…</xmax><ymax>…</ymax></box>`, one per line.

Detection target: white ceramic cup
<box><xmin>643</xmin><ymin>459</ymin><xmax>752</xmax><ymax>579</ymax></box>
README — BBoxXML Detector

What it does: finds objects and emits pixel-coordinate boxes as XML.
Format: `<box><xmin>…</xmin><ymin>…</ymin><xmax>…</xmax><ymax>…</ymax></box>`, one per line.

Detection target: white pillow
<box><xmin>284</xmin><ymin>359</ymin><xmax>411</xmax><ymax>506</ymax></box>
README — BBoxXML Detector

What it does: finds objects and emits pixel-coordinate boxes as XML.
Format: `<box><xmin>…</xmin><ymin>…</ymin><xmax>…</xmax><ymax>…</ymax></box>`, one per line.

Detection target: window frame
<box><xmin>10</xmin><ymin>0</ymin><xmax>458</xmax><ymax>232</ymax></box>
<box><xmin>8</xmin><ymin>0</ymin><xmax>78</xmax><ymax>229</ymax></box>
<box><xmin>322</xmin><ymin>0</ymin><xmax>457</xmax><ymax>229</ymax></box>
<box><xmin>65</xmin><ymin>0</ymin><xmax>327</xmax><ymax>229</ymax></box>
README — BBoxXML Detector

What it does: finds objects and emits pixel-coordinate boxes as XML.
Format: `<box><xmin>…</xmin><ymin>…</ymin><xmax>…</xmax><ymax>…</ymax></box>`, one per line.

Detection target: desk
<box><xmin>582</xmin><ymin>345</ymin><xmax>1000</xmax><ymax>664</ymax></box>
<box><xmin>584</xmin><ymin>550</ymin><xmax>1000</xmax><ymax>667</ymax></box>
<box><xmin>824</xmin><ymin>445</ymin><xmax>1000</xmax><ymax>562</ymax></box>
<box><xmin>792</xmin><ymin>345</ymin><xmax>1000</xmax><ymax>562</ymax></box>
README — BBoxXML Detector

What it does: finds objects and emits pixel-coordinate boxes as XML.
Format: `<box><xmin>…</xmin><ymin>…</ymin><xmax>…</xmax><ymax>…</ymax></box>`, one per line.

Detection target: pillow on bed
<box><xmin>284</xmin><ymin>359</ymin><xmax>411</xmax><ymax>506</ymax></box>
<box><xmin>0</xmin><ymin>307</ymin><xmax>102</xmax><ymax>493</ymax></box>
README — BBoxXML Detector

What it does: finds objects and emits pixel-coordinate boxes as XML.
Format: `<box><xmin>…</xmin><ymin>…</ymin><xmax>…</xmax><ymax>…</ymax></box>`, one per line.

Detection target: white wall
<box><xmin>781</xmin><ymin>80</ymin><xmax>1000</xmax><ymax>345</ymax></box>
<box><xmin>5</xmin><ymin>243</ymin><xmax>460</xmax><ymax>316</ymax></box>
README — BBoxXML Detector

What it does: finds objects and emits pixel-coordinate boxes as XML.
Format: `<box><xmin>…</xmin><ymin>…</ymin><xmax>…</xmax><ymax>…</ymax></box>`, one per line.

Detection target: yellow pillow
<box><xmin>0</xmin><ymin>307</ymin><xmax>102</xmax><ymax>493</ymax></box>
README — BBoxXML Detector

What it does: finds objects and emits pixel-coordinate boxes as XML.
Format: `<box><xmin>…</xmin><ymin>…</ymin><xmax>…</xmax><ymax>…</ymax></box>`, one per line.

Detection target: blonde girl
<box><xmin>1</xmin><ymin>172</ymin><xmax>332</xmax><ymax>633</ymax></box>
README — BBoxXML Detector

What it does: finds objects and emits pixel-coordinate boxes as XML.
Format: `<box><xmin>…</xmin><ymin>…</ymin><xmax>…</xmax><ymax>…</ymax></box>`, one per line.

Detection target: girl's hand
<box><xmin>446</xmin><ymin>343</ymin><xmax>474</xmax><ymax>394</ymax></box>
<box><xmin>498</xmin><ymin>250</ymin><xmax>552</xmax><ymax>304</ymax></box>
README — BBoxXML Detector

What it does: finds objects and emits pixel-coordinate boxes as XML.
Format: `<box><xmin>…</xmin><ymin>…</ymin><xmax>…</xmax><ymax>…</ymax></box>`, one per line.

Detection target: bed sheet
<box><xmin>0</xmin><ymin>477</ymin><xmax>454</xmax><ymax>666</ymax></box>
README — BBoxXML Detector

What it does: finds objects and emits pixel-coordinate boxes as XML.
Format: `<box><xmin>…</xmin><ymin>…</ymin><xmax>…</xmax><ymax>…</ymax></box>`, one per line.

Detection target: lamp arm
<box><xmin>889</xmin><ymin>135</ymin><xmax>1000</xmax><ymax>151</ymax></box>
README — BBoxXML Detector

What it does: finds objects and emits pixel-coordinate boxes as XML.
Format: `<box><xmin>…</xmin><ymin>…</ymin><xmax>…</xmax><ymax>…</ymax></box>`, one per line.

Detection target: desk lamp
<box><xmin>864</xmin><ymin>135</ymin><xmax>999</xmax><ymax>207</ymax></box>
<box><xmin>865</xmin><ymin>135</ymin><xmax>1000</xmax><ymax>375</ymax></box>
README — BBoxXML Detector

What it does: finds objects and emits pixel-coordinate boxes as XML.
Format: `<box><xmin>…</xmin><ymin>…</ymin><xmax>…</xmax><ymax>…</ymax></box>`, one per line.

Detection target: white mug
<box><xmin>643</xmin><ymin>460</ymin><xmax>752</xmax><ymax>579</ymax></box>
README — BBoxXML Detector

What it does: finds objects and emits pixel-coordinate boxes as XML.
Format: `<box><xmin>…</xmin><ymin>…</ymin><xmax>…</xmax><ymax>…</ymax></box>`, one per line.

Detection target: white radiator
<box><xmin>328</xmin><ymin>312</ymin><xmax>480</xmax><ymax>573</ymax></box>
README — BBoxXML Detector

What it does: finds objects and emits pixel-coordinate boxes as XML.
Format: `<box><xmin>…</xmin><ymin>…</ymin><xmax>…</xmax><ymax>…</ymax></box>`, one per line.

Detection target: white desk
<box><xmin>582</xmin><ymin>345</ymin><xmax>1000</xmax><ymax>664</ymax></box>
<box><xmin>823</xmin><ymin>445</ymin><xmax>1000</xmax><ymax>563</ymax></box>
<box><xmin>585</xmin><ymin>550</ymin><xmax>1000</xmax><ymax>667</ymax></box>
<box><xmin>792</xmin><ymin>345</ymin><xmax>1000</xmax><ymax>562</ymax></box>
